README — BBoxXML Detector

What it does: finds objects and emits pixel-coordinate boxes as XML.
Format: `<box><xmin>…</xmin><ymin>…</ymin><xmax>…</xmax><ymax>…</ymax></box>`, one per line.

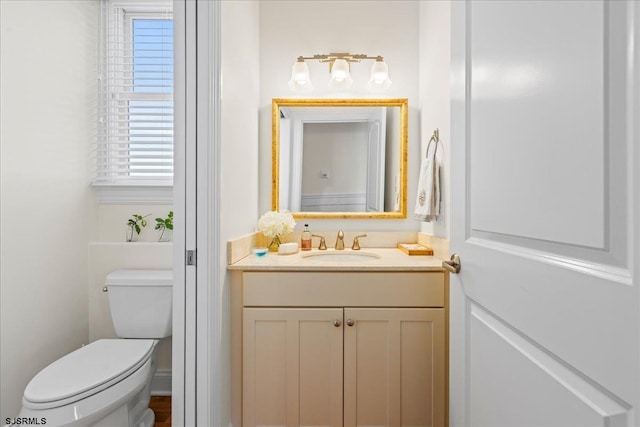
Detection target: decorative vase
<box><xmin>158</xmin><ymin>228</ymin><xmax>172</xmax><ymax>242</ymax></box>
<box><xmin>126</xmin><ymin>225</ymin><xmax>138</xmax><ymax>242</ymax></box>
<box><xmin>268</xmin><ymin>235</ymin><xmax>282</xmax><ymax>252</ymax></box>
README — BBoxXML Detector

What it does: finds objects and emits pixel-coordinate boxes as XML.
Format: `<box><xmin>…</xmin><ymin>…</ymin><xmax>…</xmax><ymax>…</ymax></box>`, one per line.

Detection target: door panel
<box><xmin>469</xmin><ymin>0</ymin><xmax>606</xmax><ymax>249</ymax></box>
<box><xmin>344</xmin><ymin>308</ymin><xmax>446</xmax><ymax>427</ymax></box>
<box><xmin>400</xmin><ymin>318</ymin><xmax>436</xmax><ymax>426</ymax></box>
<box><xmin>243</xmin><ymin>308</ymin><xmax>343</xmax><ymax>427</ymax></box>
<box><xmin>466</xmin><ymin>0</ymin><xmax>630</xmax><ymax>269</ymax></box>
<box><xmin>252</xmin><ymin>318</ymin><xmax>288</xmax><ymax>424</ymax></box>
<box><xmin>450</xmin><ymin>1</ymin><xmax>639</xmax><ymax>426</ymax></box>
<box><xmin>299</xmin><ymin>320</ymin><xmax>342</xmax><ymax>427</ymax></box>
<box><xmin>352</xmin><ymin>318</ymin><xmax>391</xmax><ymax>425</ymax></box>
<box><xmin>469</xmin><ymin>302</ymin><xmax>628</xmax><ymax>427</ymax></box>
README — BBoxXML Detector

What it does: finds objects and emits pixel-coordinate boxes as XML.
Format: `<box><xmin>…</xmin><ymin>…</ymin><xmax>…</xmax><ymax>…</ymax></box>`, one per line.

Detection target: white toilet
<box><xmin>17</xmin><ymin>269</ymin><xmax>172</xmax><ymax>427</ymax></box>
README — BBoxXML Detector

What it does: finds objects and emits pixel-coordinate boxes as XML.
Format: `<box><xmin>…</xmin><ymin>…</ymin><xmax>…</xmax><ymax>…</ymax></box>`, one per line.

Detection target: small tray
<box><xmin>397</xmin><ymin>243</ymin><xmax>434</xmax><ymax>256</ymax></box>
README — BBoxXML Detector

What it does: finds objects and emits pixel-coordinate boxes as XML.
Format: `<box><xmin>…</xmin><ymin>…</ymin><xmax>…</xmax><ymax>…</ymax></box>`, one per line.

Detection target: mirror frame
<box><xmin>272</xmin><ymin>98</ymin><xmax>408</xmax><ymax>219</ymax></box>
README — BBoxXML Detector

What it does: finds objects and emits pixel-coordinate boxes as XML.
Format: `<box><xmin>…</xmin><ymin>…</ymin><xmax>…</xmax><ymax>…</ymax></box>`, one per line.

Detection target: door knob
<box><xmin>333</xmin><ymin>319</ymin><xmax>341</xmax><ymax>327</ymax></box>
<box><xmin>346</xmin><ymin>318</ymin><xmax>354</xmax><ymax>327</ymax></box>
<box><xmin>442</xmin><ymin>253</ymin><xmax>461</xmax><ymax>274</ymax></box>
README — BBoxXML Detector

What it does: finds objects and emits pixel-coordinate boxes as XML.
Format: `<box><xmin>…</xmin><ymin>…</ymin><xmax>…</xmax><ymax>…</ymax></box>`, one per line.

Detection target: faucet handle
<box><xmin>312</xmin><ymin>234</ymin><xmax>327</xmax><ymax>250</ymax></box>
<box><xmin>352</xmin><ymin>234</ymin><xmax>367</xmax><ymax>250</ymax></box>
<box><xmin>335</xmin><ymin>230</ymin><xmax>345</xmax><ymax>250</ymax></box>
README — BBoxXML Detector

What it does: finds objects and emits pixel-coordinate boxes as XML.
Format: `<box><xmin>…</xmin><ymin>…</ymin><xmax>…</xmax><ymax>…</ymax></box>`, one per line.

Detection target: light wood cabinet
<box><xmin>243</xmin><ymin>308</ymin><xmax>344</xmax><ymax>427</ymax></box>
<box><xmin>343</xmin><ymin>308</ymin><xmax>445</xmax><ymax>427</ymax></box>
<box><xmin>234</xmin><ymin>271</ymin><xmax>448</xmax><ymax>427</ymax></box>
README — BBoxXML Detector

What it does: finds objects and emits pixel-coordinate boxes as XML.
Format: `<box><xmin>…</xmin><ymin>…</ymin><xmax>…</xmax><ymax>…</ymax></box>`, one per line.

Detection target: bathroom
<box><xmin>1</xmin><ymin>0</ymin><xmax>639</xmax><ymax>426</ymax></box>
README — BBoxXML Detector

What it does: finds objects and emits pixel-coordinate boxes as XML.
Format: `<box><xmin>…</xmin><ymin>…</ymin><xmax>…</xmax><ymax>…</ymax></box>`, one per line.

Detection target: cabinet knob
<box><xmin>333</xmin><ymin>319</ymin><xmax>341</xmax><ymax>327</ymax></box>
<box><xmin>346</xmin><ymin>318</ymin><xmax>354</xmax><ymax>327</ymax></box>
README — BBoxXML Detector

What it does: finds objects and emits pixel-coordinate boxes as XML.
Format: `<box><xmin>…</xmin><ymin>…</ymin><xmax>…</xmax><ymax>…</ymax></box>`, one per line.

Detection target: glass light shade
<box><xmin>288</xmin><ymin>61</ymin><xmax>313</xmax><ymax>92</ymax></box>
<box><xmin>328</xmin><ymin>59</ymin><xmax>353</xmax><ymax>90</ymax></box>
<box><xmin>367</xmin><ymin>60</ymin><xmax>392</xmax><ymax>91</ymax></box>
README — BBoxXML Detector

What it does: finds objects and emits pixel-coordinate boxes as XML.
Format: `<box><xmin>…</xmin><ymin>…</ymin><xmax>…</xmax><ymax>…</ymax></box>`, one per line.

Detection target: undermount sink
<box><xmin>301</xmin><ymin>251</ymin><xmax>381</xmax><ymax>262</ymax></box>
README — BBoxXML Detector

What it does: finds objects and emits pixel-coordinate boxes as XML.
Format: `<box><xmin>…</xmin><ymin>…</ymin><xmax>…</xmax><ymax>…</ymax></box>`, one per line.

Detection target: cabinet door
<box><xmin>344</xmin><ymin>308</ymin><xmax>446</xmax><ymax>427</ymax></box>
<box><xmin>243</xmin><ymin>308</ymin><xmax>344</xmax><ymax>427</ymax></box>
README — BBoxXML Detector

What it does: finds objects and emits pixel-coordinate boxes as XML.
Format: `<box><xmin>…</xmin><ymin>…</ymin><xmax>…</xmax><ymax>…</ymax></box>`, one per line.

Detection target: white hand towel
<box><xmin>414</xmin><ymin>153</ymin><xmax>440</xmax><ymax>222</ymax></box>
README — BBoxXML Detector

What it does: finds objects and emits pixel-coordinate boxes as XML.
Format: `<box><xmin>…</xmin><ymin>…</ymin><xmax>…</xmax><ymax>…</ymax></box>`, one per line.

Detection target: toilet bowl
<box><xmin>16</xmin><ymin>270</ymin><xmax>172</xmax><ymax>427</ymax></box>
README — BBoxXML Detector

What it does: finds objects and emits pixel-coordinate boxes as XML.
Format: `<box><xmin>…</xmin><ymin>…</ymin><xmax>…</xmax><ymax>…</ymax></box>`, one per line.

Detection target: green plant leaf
<box><xmin>135</xmin><ymin>224</ymin><xmax>141</xmax><ymax>234</ymax></box>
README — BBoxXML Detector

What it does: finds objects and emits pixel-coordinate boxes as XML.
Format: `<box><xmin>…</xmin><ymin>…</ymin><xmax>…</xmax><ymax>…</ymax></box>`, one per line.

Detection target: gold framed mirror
<box><xmin>272</xmin><ymin>98</ymin><xmax>408</xmax><ymax>219</ymax></box>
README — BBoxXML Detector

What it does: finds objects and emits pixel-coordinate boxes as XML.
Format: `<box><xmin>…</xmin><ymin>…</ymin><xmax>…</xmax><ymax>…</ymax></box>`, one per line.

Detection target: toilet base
<box><xmin>90</xmin><ymin>405</ymin><xmax>154</xmax><ymax>427</ymax></box>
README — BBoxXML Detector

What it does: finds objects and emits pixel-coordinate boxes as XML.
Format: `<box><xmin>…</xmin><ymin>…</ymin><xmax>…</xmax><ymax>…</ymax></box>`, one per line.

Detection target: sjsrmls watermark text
<box><xmin>4</xmin><ymin>418</ymin><xmax>46</xmax><ymax>425</ymax></box>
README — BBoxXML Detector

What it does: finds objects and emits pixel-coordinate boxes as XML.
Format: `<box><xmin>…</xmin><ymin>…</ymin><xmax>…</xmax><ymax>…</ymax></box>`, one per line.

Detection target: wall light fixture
<box><xmin>288</xmin><ymin>53</ymin><xmax>392</xmax><ymax>92</ymax></box>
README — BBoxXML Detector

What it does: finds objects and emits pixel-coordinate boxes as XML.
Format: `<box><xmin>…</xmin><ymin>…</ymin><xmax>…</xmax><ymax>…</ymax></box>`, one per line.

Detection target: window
<box><xmin>95</xmin><ymin>0</ymin><xmax>173</xmax><ymax>202</ymax></box>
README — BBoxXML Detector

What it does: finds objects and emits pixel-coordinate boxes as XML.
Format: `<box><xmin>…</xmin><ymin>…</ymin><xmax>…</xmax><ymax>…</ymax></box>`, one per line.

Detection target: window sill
<box><xmin>93</xmin><ymin>182</ymin><xmax>173</xmax><ymax>204</ymax></box>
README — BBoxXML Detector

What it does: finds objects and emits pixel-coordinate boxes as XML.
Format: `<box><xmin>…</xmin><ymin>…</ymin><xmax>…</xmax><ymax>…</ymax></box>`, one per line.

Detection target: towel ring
<box><xmin>426</xmin><ymin>128</ymin><xmax>439</xmax><ymax>158</ymax></box>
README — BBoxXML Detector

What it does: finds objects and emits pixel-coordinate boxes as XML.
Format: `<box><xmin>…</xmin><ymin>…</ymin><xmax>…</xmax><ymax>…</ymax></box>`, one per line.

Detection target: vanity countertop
<box><xmin>228</xmin><ymin>248</ymin><xmax>444</xmax><ymax>272</ymax></box>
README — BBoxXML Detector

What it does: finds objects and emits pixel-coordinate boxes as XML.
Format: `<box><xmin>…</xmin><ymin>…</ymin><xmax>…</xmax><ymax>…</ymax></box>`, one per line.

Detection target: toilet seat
<box><xmin>18</xmin><ymin>356</ymin><xmax>154</xmax><ymax>426</ymax></box>
<box><xmin>23</xmin><ymin>339</ymin><xmax>155</xmax><ymax>410</ymax></box>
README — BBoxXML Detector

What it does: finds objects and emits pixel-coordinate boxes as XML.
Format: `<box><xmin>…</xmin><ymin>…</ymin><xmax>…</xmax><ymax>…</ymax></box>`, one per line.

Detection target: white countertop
<box><xmin>228</xmin><ymin>248</ymin><xmax>444</xmax><ymax>272</ymax></box>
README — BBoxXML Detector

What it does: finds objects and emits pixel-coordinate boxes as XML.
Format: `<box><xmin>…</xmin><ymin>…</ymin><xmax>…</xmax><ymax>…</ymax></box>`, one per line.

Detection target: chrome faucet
<box><xmin>351</xmin><ymin>234</ymin><xmax>367</xmax><ymax>250</ymax></box>
<box><xmin>335</xmin><ymin>230</ymin><xmax>345</xmax><ymax>250</ymax></box>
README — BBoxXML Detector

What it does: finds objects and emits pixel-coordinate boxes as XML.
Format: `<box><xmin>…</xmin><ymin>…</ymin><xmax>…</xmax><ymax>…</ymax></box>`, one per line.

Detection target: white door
<box><xmin>172</xmin><ymin>1</ymin><xmax>196</xmax><ymax>425</ymax></box>
<box><xmin>366</xmin><ymin>113</ymin><xmax>386</xmax><ymax>212</ymax></box>
<box><xmin>450</xmin><ymin>1</ymin><xmax>639</xmax><ymax>426</ymax></box>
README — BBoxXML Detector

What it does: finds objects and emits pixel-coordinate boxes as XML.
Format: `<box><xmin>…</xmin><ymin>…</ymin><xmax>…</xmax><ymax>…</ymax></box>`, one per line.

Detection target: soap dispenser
<box><xmin>301</xmin><ymin>224</ymin><xmax>312</xmax><ymax>251</ymax></box>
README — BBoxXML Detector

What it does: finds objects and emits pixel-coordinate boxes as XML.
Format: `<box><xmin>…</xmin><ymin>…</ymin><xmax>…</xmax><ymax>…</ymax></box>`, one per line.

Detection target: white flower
<box><xmin>257</xmin><ymin>211</ymin><xmax>296</xmax><ymax>238</ymax></box>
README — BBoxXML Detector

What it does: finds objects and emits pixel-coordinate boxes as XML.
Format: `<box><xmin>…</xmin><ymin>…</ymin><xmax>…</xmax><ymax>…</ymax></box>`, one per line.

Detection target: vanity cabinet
<box><xmin>343</xmin><ymin>308</ymin><xmax>445</xmax><ymax>427</ymax></box>
<box><xmin>235</xmin><ymin>271</ymin><xmax>447</xmax><ymax>427</ymax></box>
<box><xmin>243</xmin><ymin>308</ymin><xmax>344</xmax><ymax>427</ymax></box>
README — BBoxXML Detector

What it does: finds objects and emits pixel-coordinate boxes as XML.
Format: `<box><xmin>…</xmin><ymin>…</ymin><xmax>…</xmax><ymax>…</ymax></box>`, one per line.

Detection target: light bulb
<box><xmin>329</xmin><ymin>59</ymin><xmax>353</xmax><ymax>90</ymax></box>
<box><xmin>331</xmin><ymin>59</ymin><xmax>350</xmax><ymax>81</ymax></box>
<box><xmin>288</xmin><ymin>61</ymin><xmax>313</xmax><ymax>92</ymax></box>
<box><xmin>368</xmin><ymin>60</ymin><xmax>392</xmax><ymax>91</ymax></box>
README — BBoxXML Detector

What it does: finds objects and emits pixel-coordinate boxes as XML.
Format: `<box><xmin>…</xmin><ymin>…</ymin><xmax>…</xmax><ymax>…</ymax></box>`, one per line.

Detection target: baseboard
<box><xmin>151</xmin><ymin>369</ymin><xmax>172</xmax><ymax>396</ymax></box>
<box><xmin>300</xmin><ymin>193</ymin><xmax>366</xmax><ymax>212</ymax></box>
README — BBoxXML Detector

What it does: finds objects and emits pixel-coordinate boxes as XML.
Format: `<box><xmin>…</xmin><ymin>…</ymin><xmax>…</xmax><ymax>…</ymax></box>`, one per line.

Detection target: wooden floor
<box><xmin>150</xmin><ymin>396</ymin><xmax>171</xmax><ymax>427</ymax></box>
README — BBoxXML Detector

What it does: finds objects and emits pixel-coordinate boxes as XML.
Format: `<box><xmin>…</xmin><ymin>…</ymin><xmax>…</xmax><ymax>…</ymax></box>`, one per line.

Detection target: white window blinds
<box><xmin>96</xmin><ymin>0</ymin><xmax>173</xmax><ymax>186</ymax></box>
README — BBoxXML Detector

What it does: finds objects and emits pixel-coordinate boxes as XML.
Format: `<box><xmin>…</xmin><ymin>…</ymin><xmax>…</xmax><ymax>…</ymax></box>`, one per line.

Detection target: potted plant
<box><xmin>155</xmin><ymin>211</ymin><xmax>174</xmax><ymax>242</ymax></box>
<box><xmin>126</xmin><ymin>214</ymin><xmax>150</xmax><ymax>242</ymax></box>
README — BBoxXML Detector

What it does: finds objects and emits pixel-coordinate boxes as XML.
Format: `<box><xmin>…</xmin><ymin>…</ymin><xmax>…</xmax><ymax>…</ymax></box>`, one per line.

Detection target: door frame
<box><xmin>172</xmin><ymin>0</ymin><xmax>192</xmax><ymax>425</ymax></box>
<box><xmin>173</xmin><ymin>0</ymin><xmax>222</xmax><ymax>425</ymax></box>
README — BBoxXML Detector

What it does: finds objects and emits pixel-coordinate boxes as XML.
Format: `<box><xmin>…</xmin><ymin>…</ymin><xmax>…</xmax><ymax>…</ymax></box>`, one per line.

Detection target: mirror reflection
<box><xmin>272</xmin><ymin>98</ymin><xmax>407</xmax><ymax>219</ymax></box>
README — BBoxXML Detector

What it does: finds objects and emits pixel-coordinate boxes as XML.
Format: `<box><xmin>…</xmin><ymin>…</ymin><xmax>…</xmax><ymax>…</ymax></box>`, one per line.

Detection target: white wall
<box><xmin>89</xmin><ymin>204</ymin><xmax>173</xmax><ymax>378</ymax></box>
<box><xmin>419</xmin><ymin>1</ymin><xmax>451</xmax><ymax>239</ymax></box>
<box><xmin>259</xmin><ymin>1</ymin><xmax>421</xmax><ymax>231</ymax></box>
<box><xmin>0</xmin><ymin>0</ymin><xmax>98</xmax><ymax>419</ymax></box>
<box><xmin>219</xmin><ymin>1</ymin><xmax>261</xmax><ymax>424</ymax></box>
<box><xmin>301</xmin><ymin>122</ymin><xmax>368</xmax><ymax>195</ymax></box>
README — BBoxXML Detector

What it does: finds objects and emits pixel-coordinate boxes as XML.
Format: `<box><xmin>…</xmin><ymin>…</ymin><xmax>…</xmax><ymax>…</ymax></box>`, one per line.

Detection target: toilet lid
<box><xmin>24</xmin><ymin>339</ymin><xmax>155</xmax><ymax>404</ymax></box>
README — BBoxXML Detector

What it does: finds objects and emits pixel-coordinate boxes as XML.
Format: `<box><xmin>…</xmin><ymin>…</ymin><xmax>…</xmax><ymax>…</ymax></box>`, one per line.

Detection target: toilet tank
<box><xmin>105</xmin><ymin>269</ymin><xmax>172</xmax><ymax>338</ymax></box>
